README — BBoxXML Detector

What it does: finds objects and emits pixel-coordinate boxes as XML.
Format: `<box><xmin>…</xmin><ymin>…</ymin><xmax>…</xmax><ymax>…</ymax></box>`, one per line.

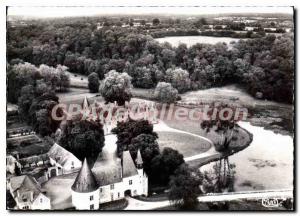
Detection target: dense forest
<box><xmin>7</xmin><ymin>17</ymin><xmax>294</xmax><ymax>104</ymax></box>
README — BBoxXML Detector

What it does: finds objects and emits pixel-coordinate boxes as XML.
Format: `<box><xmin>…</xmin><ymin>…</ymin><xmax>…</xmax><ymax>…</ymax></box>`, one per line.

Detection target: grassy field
<box><xmin>162</xmin><ymin>111</ymin><xmax>251</xmax><ymax>152</ymax></box>
<box><xmin>157</xmin><ymin>131</ymin><xmax>211</xmax><ymax>157</ymax></box>
<box><xmin>132</xmin><ymin>88</ymin><xmax>156</xmax><ymax>100</ymax></box>
<box><xmin>66</xmin><ymin>72</ymin><xmax>88</xmax><ymax>88</ymax></box>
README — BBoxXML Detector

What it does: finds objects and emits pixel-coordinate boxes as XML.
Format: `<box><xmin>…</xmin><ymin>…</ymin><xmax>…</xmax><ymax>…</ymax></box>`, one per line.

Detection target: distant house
<box><xmin>48</xmin><ymin>143</ymin><xmax>82</xmax><ymax>175</ymax></box>
<box><xmin>245</xmin><ymin>26</ymin><xmax>258</xmax><ymax>31</ymax></box>
<box><xmin>264</xmin><ymin>27</ymin><xmax>277</xmax><ymax>32</ymax></box>
<box><xmin>8</xmin><ymin>175</ymin><xmax>51</xmax><ymax>210</ymax></box>
<box><xmin>285</xmin><ymin>28</ymin><xmax>292</xmax><ymax>33</ymax></box>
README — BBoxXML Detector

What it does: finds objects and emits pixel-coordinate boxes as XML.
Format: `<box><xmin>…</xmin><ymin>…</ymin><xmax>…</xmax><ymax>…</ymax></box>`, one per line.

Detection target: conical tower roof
<box><xmin>82</xmin><ymin>96</ymin><xmax>90</xmax><ymax>110</ymax></box>
<box><xmin>136</xmin><ymin>149</ymin><xmax>143</xmax><ymax>165</ymax></box>
<box><xmin>71</xmin><ymin>158</ymin><xmax>98</xmax><ymax>193</ymax></box>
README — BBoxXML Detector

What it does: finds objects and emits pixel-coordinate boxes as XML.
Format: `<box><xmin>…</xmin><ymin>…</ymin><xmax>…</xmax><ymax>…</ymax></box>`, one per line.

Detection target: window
<box><xmin>90</xmin><ymin>204</ymin><xmax>94</xmax><ymax>210</ymax></box>
<box><xmin>71</xmin><ymin>161</ymin><xmax>74</xmax><ymax>169</ymax></box>
<box><xmin>100</xmin><ymin>188</ymin><xmax>103</xmax><ymax>193</ymax></box>
<box><xmin>129</xmin><ymin>180</ymin><xmax>132</xmax><ymax>185</ymax></box>
<box><xmin>90</xmin><ymin>195</ymin><xmax>93</xmax><ymax>201</ymax></box>
<box><xmin>110</xmin><ymin>184</ymin><xmax>114</xmax><ymax>190</ymax></box>
<box><xmin>118</xmin><ymin>192</ymin><xmax>120</xmax><ymax>198</ymax></box>
<box><xmin>111</xmin><ymin>193</ymin><xmax>114</xmax><ymax>201</ymax></box>
<box><xmin>40</xmin><ymin>198</ymin><xmax>43</xmax><ymax>203</ymax></box>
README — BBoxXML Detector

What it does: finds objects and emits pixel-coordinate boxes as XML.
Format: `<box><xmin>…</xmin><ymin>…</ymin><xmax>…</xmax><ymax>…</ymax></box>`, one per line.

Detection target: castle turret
<box><xmin>136</xmin><ymin>150</ymin><xmax>143</xmax><ymax>169</ymax></box>
<box><xmin>135</xmin><ymin>150</ymin><xmax>148</xmax><ymax>196</ymax></box>
<box><xmin>71</xmin><ymin>158</ymin><xmax>99</xmax><ymax>210</ymax></box>
<box><xmin>82</xmin><ymin>96</ymin><xmax>90</xmax><ymax>111</ymax></box>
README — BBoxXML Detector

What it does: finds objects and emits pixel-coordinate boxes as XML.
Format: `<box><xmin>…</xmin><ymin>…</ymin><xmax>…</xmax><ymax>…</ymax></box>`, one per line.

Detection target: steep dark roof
<box><xmin>10</xmin><ymin>175</ymin><xmax>42</xmax><ymax>203</ymax></box>
<box><xmin>71</xmin><ymin>158</ymin><xmax>98</xmax><ymax>193</ymax></box>
<box><xmin>122</xmin><ymin>151</ymin><xmax>138</xmax><ymax>178</ymax></box>
<box><xmin>136</xmin><ymin>149</ymin><xmax>143</xmax><ymax>165</ymax></box>
<box><xmin>92</xmin><ymin>159</ymin><xmax>122</xmax><ymax>186</ymax></box>
<box><xmin>48</xmin><ymin>143</ymin><xmax>81</xmax><ymax>167</ymax></box>
<box><xmin>82</xmin><ymin>96</ymin><xmax>90</xmax><ymax>110</ymax></box>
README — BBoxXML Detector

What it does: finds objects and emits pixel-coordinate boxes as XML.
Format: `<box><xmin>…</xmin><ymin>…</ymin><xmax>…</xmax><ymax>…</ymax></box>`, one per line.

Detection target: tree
<box><xmin>168</xmin><ymin>164</ymin><xmax>202</xmax><ymax>209</ymax></box>
<box><xmin>194</xmin><ymin>18</ymin><xmax>208</xmax><ymax>28</ymax></box>
<box><xmin>154</xmin><ymin>82</ymin><xmax>178</xmax><ymax>103</ymax></box>
<box><xmin>18</xmin><ymin>85</ymin><xmax>35</xmax><ymax>122</ymax></box>
<box><xmin>140</xmin><ymin>19</ymin><xmax>146</xmax><ymax>26</ymax></box>
<box><xmin>152</xmin><ymin>18</ymin><xmax>160</xmax><ymax>26</ymax></box>
<box><xmin>56</xmin><ymin>65</ymin><xmax>70</xmax><ymax>92</ymax></box>
<box><xmin>60</xmin><ymin>120</ymin><xmax>105</xmax><ymax>162</ymax></box>
<box><xmin>201</xmin><ymin>104</ymin><xmax>239</xmax><ymax>152</ymax></box>
<box><xmin>212</xmin><ymin>56</ymin><xmax>234</xmax><ymax>85</ymax></box>
<box><xmin>112</xmin><ymin>118</ymin><xmax>158</xmax><ymax>156</ymax></box>
<box><xmin>161</xmin><ymin>48</ymin><xmax>176</xmax><ymax>69</ymax></box>
<box><xmin>165</xmin><ymin>68</ymin><xmax>191</xmax><ymax>93</ymax></box>
<box><xmin>7</xmin><ymin>62</ymin><xmax>39</xmax><ymax>103</ymax></box>
<box><xmin>150</xmin><ymin>147</ymin><xmax>184</xmax><ymax>185</ymax></box>
<box><xmin>100</xmin><ymin>70</ymin><xmax>132</xmax><ymax>105</ymax></box>
<box><xmin>129</xmin><ymin>66</ymin><xmax>154</xmax><ymax>88</ymax></box>
<box><xmin>29</xmin><ymin>92</ymin><xmax>62</xmax><ymax>137</ymax></box>
<box><xmin>202</xmin><ymin>158</ymin><xmax>236</xmax><ymax>193</ymax></box>
<box><xmin>130</xmin><ymin>134</ymin><xmax>160</xmax><ymax>174</ymax></box>
<box><xmin>88</xmin><ymin>72</ymin><xmax>100</xmax><ymax>93</ymax></box>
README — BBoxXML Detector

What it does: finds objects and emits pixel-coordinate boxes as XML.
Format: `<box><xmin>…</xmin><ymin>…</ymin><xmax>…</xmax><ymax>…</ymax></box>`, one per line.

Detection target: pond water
<box><xmin>155</xmin><ymin>35</ymin><xmax>241</xmax><ymax>47</ymax></box>
<box><xmin>200</xmin><ymin>121</ymin><xmax>293</xmax><ymax>192</ymax></box>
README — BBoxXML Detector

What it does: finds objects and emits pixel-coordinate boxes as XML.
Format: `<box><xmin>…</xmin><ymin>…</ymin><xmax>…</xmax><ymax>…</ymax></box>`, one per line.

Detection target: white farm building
<box><xmin>8</xmin><ymin>175</ymin><xmax>51</xmax><ymax>210</ymax></box>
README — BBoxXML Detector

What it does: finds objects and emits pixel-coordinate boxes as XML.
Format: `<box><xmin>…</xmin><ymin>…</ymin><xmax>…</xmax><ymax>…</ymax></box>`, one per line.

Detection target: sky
<box><xmin>7</xmin><ymin>6</ymin><xmax>294</xmax><ymax>18</ymax></box>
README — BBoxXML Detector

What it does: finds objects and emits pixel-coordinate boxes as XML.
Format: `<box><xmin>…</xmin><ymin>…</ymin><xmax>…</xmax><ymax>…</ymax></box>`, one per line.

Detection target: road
<box><xmin>125</xmin><ymin>189</ymin><xmax>293</xmax><ymax>210</ymax></box>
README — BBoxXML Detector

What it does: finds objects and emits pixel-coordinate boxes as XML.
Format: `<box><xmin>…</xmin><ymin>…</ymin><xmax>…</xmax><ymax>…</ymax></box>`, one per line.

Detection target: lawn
<box><xmin>57</xmin><ymin>87</ymin><xmax>99</xmax><ymax>105</ymax></box>
<box><xmin>41</xmin><ymin>172</ymin><xmax>78</xmax><ymax>210</ymax></box>
<box><xmin>66</xmin><ymin>72</ymin><xmax>88</xmax><ymax>88</ymax></box>
<box><xmin>162</xmin><ymin>110</ymin><xmax>251</xmax><ymax>152</ymax></box>
<box><xmin>132</xmin><ymin>88</ymin><xmax>156</xmax><ymax>100</ymax></box>
<box><xmin>157</xmin><ymin>131</ymin><xmax>211</xmax><ymax>157</ymax></box>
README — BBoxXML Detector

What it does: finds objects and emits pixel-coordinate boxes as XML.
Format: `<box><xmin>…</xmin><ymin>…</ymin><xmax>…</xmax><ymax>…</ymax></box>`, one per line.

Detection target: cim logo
<box><xmin>262</xmin><ymin>198</ymin><xmax>279</xmax><ymax>207</ymax></box>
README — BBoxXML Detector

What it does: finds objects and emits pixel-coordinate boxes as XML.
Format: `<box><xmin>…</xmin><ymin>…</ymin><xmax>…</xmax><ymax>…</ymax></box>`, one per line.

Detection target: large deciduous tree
<box><xmin>112</xmin><ymin>118</ymin><xmax>158</xmax><ymax>156</ymax></box>
<box><xmin>88</xmin><ymin>72</ymin><xmax>100</xmax><ymax>93</ymax></box>
<box><xmin>165</xmin><ymin>68</ymin><xmax>191</xmax><ymax>93</ymax></box>
<box><xmin>60</xmin><ymin>120</ymin><xmax>105</xmax><ymax>162</ymax></box>
<box><xmin>150</xmin><ymin>147</ymin><xmax>184</xmax><ymax>186</ymax></box>
<box><xmin>168</xmin><ymin>164</ymin><xmax>202</xmax><ymax>209</ymax></box>
<box><xmin>100</xmin><ymin>70</ymin><xmax>132</xmax><ymax>105</ymax></box>
<box><xmin>154</xmin><ymin>82</ymin><xmax>178</xmax><ymax>103</ymax></box>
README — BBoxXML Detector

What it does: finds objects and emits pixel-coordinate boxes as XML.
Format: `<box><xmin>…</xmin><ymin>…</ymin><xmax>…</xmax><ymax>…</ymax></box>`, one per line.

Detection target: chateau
<box><xmin>7</xmin><ymin>97</ymin><xmax>150</xmax><ymax>210</ymax></box>
<box><xmin>71</xmin><ymin>150</ymin><xmax>148</xmax><ymax>210</ymax></box>
<box><xmin>71</xmin><ymin>97</ymin><xmax>149</xmax><ymax>210</ymax></box>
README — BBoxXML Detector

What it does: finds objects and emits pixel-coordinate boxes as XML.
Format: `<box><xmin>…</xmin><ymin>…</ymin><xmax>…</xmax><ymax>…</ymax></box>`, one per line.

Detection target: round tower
<box><xmin>71</xmin><ymin>158</ymin><xmax>99</xmax><ymax>210</ymax></box>
<box><xmin>136</xmin><ymin>149</ymin><xmax>148</xmax><ymax>196</ymax></box>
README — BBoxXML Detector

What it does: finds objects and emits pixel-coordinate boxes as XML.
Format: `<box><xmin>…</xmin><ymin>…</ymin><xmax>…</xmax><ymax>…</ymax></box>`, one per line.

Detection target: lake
<box><xmin>155</xmin><ymin>36</ymin><xmax>242</xmax><ymax>47</ymax></box>
<box><xmin>200</xmin><ymin>121</ymin><xmax>294</xmax><ymax>192</ymax></box>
